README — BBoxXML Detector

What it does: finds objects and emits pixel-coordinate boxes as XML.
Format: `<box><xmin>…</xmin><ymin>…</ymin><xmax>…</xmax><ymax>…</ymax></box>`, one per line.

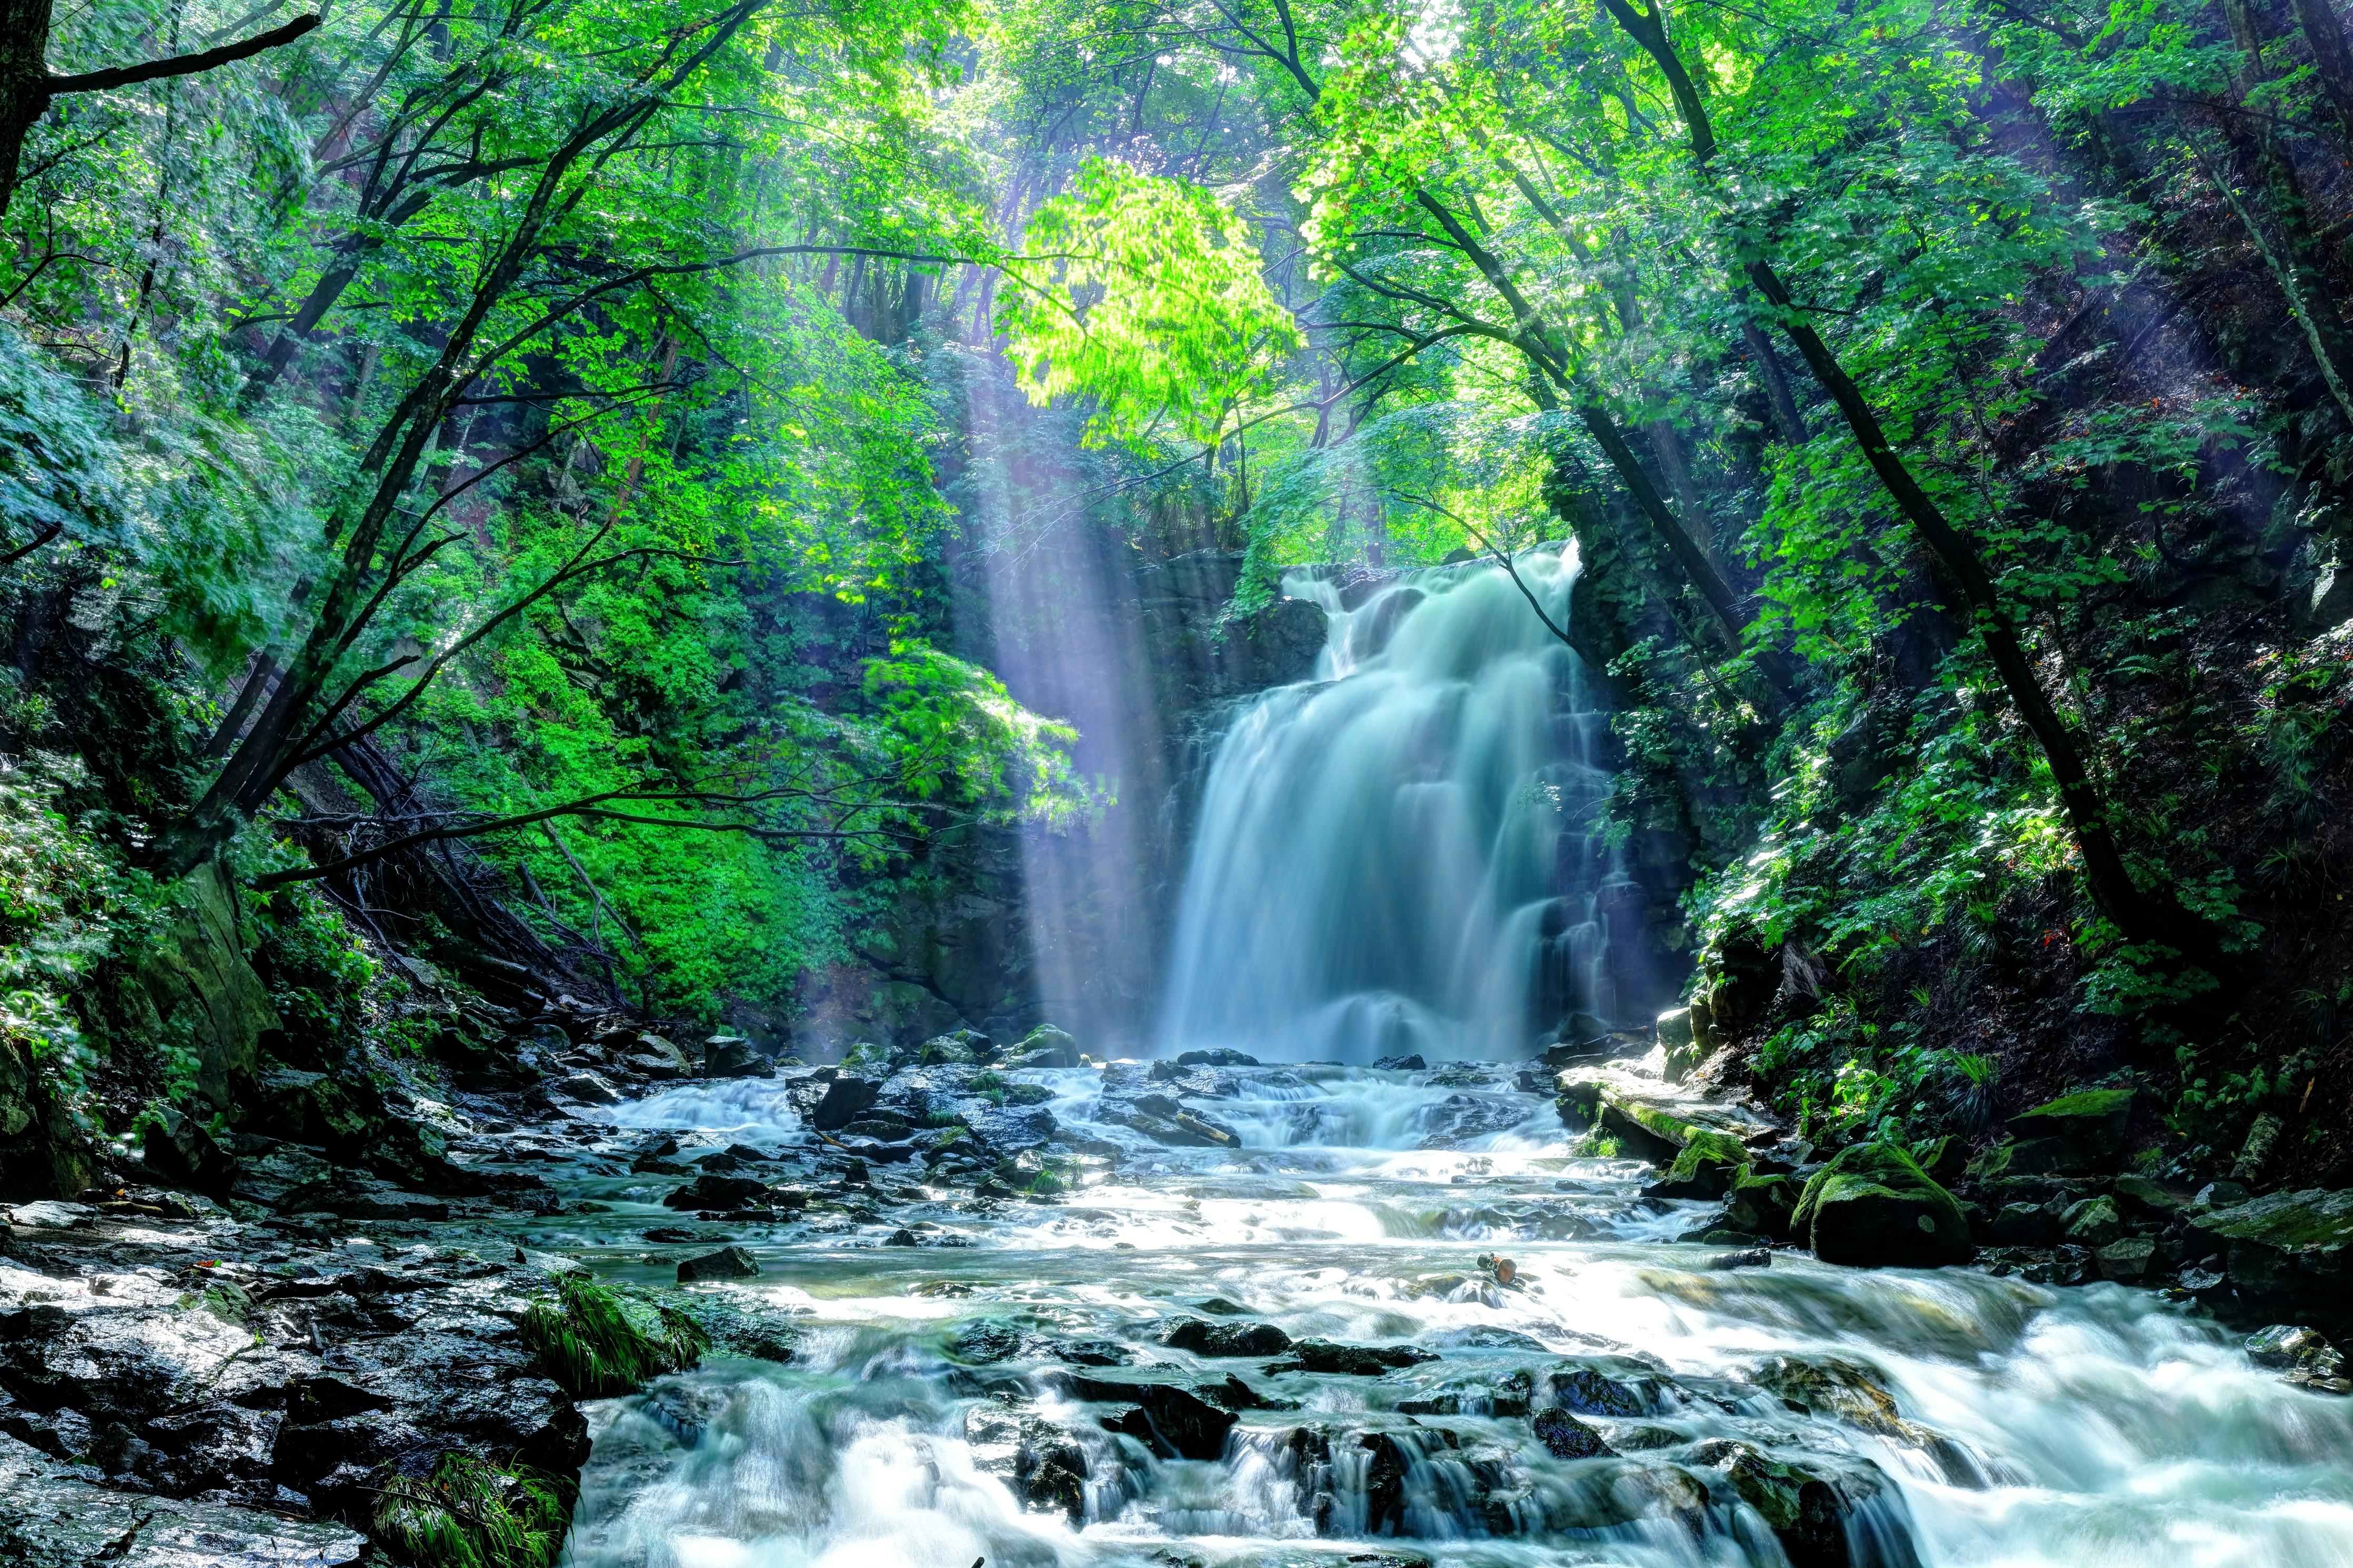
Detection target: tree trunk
<box><xmin>1745</xmin><ymin>258</ymin><xmax>2154</xmax><ymax>937</ymax></box>
<box><xmin>2213</xmin><ymin>0</ymin><xmax>2353</xmax><ymax>425</ymax></box>
<box><xmin>0</xmin><ymin>0</ymin><xmax>54</xmax><ymax>217</ymax></box>
<box><xmin>2288</xmin><ymin>0</ymin><xmax>2353</xmax><ymax>149</ymax></box>
<box><xmin>1742</xmin><ymin>321</ymin><xmax>1808</xmax><ymax>444</ymax></box>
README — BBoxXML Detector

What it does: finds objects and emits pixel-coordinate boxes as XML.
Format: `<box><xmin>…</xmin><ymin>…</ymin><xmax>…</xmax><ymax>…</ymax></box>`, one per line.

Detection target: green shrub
<box><xmin>372</xmin><ymin>1452</ymin><xmax>567</xmax><ymax>1568</ymax></box>
<box><xmin>518</xmin><ymin>1274</ymin><xmax>704</xmax><ymax>1399</ymax></box>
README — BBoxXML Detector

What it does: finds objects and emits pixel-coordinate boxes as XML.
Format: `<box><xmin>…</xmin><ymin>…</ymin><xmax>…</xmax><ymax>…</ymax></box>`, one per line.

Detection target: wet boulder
<box><xmin>1397</xmin><ymin>1367</ymin><xmax>1533</xmax><ymax>1417</ymax></box>
<box><xmin>660</xmin><ymin>1174</ymin><xmax>772</xmax><ymax>1212</ymax></box>
<box><xmin>1051</xmin><ymin>1372</ymin><xmax>1238</xmax><ymax>1459</ymax></box>
<box><xmin>702</xmin><ymin>1037</ymin><xmax>772</xmax><ymax>1078</ymax></box>
<box><xmin>1984</xmin><ymin>1200</ymin><xmax>2060</xmax><ymax>1247</ymax></box>
<box><xmin>1162</xmin><ymin>1317</ymin><xmax>1292</xmax><ymax>1356</ymax></box>
<box><xmin>142</xmin><ymin>1106</ymin><xmax>235</xmax><ymax>1193</ymax></box>
<box><xmin>964</xmin><ymin>1102</ymin><xmax>1059</xmax><ymax>1155</ymax></box>
<box><xmin>1723</xmin><ymin>1167</ymin><xmax>1803</xmax><ymax>1240</ymax></box>
<box><xmin>2096</xmin><ymin>1236</ymin><xmax>2156</xmax><ymax>1280</ymax></box>
<box><xmin>1548</xmin><ymin>1362</ymin><xmax>1668</xmax><ymax>1418</ymax></box>
<box><xmin>2245</xmin><ymin>1325</ymin><xmax>2352</xmax><ymax>1394</ymax></box>
<box><xmin>1416</xmin><ymin>1093</ymin><xmax>1540</xmax><ymax>1149</ymax></box>
<box><xmin>2005</xmin><ymin>1087</ymin><xmax>2133</xmax><ymax>1175</ymax></box>
<box><xmin>1532</xmin><ymin>1406</ymin><xmax>1613</xmax><ymax>1459</ymax></box>
<box><xmin>1278</xmin><ymin>1423</ymin><xmax>1516</xmax><ymax>1539</ymax></box>
<box><xmin>2191</xmin><ymin>1188</ymin><xmax>2353</xmax><ymax>1308</ymax></box>
<box><xmin>952</xmin><ymin>1320</ymin><xmax>1027</xmax><ymax>1364</ymax></box>
<box><xmin>676</xmin><ymin>1246</ymin><xmax>759</xmax><ymax>1284</ymax></box>
<box><xmin>1195</xmin><ymin>1371</ymin><xmax>1296</xmax><ymax>1411</ymax></box>
<box><xmin>1644</xmin><ymin>1130</ymin><xmax>1751</xmax><ymax>1200</ymax></box>
<box><xmin>2060</xmin><ymin>1196</ymin><xmax>2124</xmax><ymax>1248</ymax></box>
<box><xmin>1269</xmin><ymin>1340</ymin><xmax>1438</xmax><ymax>1375</ymax></box>
<box><xmin>810</xmin><ymin>1074</ymin><xmax>882</xmax><ymax>1132</ymax></box>
<box><xmin>1791</xmin><ymin>1142</ymin><xmax>1973</xmax><ymax>1268</ymax></box>
<box><xmin>621</xmin><ymin>1032</ymin><xmax>692</xmax><ymax>1079</ymax></box>
<box><xmin>964</xmin><ymin>1404</ymin><xmax>1092</xmax><ymax>1520</ymax></box>
<box><xmin>1175</xmin><ymin>1048</ymin><xmax>1258</xmax><ymax>1067</ymax></box>
<box><xmin>556</xmin><ymin>1070</ymin><xmax>623</xmax><ymax>1105</ymax></box>
<box><xmin>1690</xmin><ymin>1440</ymin><xmax>1921</xmax><ymax>1568</ymax></box>
<box><xmin>0</xmin><ymin>1431</ymin><xmax>366</xmax><ymax>1567</ymax></box>
<box><xmin>2113</xmin><ymin>1171</ymin><xmax>2196</xmax><ymax>1217</ymax></box>
<box><xmin>1582</xmin><ymin>1082</ymin><xmax>1774</xmax><ymax>1169</ymax></box>
<box><xmin>1005</xmin><ymin>1027</ymin><xmax>1082</xmax><ymax>1069</ymax></box>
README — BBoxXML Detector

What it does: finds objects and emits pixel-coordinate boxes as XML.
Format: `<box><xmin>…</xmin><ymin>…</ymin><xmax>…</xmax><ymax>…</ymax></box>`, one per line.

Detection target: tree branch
<box><xmin>47</xmin><ymin>14</ymin><xmax>323</xmax><ymax>96</ymax></box>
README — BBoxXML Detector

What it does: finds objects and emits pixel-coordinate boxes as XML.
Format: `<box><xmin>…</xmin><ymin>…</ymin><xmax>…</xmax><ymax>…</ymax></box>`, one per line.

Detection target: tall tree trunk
<box><xmin>2288</xmin><ymin>0</ymin><xmax>2353</xmax><ymax>149</ymax></box>
<box><xmin>0</xmin><ymin>0</ymin><xmax>54</xmax><ymax>217</ymax></box>
<box><xmin>2211</xmin><ymin>0</ymin><xmax>2353</xmax><ymax>424</ymax></box>
<box><xmin>1742</xmin><ymin>321</ymin><xmax>1809</xmax><ymax>445</ymax></box>
<box><xmin>1601</xmin><ymin>0</ymin><xmax>2170</xmax><ymax>944</ymax></box>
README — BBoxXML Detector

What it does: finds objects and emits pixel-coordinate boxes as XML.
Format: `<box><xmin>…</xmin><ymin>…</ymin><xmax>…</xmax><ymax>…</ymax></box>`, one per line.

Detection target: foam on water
<box><xmin>551</xmin><ymin>1065</ymin><xmax>2353</xmax><ymax>1568</ymax></box>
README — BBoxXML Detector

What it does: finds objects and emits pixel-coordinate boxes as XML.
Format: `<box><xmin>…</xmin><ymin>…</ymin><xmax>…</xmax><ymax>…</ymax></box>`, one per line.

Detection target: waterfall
<box><xmin>1158</xmin><ymin>548</ymin><xmax>1662</xmax><ymax>1064</ymax></box>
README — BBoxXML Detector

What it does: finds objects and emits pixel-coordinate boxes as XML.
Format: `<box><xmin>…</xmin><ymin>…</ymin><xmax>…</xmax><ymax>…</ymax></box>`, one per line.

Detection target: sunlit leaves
<box><xmin>998</xmin><ymin>156</ymin><xmax>1303</xmax><ymax>448</ymax></box>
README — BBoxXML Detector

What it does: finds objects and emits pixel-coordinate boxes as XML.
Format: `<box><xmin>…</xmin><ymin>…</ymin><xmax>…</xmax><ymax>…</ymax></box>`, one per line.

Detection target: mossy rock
<box><xmin>520</xmin><ymin>1276</ymin><xmax>705</xmax><ymax>1398</ymax></box>
<box><xmin>2189</xmin><ymin>1187</ymin><xmax>2353</xmax><ymax>1307</ymax></box>
<box><xmin>1648</xmin><ymin>1130</ymin><xmax>1751</xmax><ymax>1199</ymax></box>
<box><xmin>1911</xmin><ymin>1135</ymin><xmax>1967</xmax><ymax>1182</ymax></box>
<box><xmin>1005</xmin><ymin>1027</ymin><xmax>1081</xmax><ymax>1068</ymax></box>
<box><xmin>1724</xmin><ymin>1167</ymin><xmax>1803</xmax><ymax>1241</ymax></box>
<box><xmin>2062</xmin><ymin>1196</ymin><xmax>2123</xmax><ymax>1247</ymax></box>
<box><xmin>2005</xmin><ymin>1088</ymin><xmax>2134</xmax><ymax>1172</ymax></box>
<box><xmin>1792</xmin><ymin>1142</ymin><xmax>1974</xmax><ymax>1268</ymax></box>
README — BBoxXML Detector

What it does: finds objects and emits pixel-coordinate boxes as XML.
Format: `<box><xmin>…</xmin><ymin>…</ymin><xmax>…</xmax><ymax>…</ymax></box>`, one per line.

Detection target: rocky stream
<box><xmin>7</xmin><ymin>1009</ymin><xmax>2353</xmax><ymax>1568</ymax></box>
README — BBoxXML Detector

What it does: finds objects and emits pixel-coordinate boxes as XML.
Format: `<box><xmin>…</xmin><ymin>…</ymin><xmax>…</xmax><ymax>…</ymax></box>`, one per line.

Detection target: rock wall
<box><xmin>2</xmin><ymin>862</ymin><xmax>282</xmax><ymax>1198</ymax></box>
<box><xmin>793</xmin><ymin>549</ymin><xmax>1325</xmax><ymax>1056</ymax></box>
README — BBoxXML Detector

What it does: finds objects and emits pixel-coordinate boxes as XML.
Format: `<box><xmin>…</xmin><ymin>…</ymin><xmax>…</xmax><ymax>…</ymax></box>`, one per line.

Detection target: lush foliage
<box><xmin>8</xmin><ymin>0</ymin><xmax>2353</xmax><ymax>1176</ymax></box>
<box><xmin>519</xmin><ymin>1272</ymin><xmax>707</xmax><ymax>1398</ymax></box>
<box><xmin>372</xmin><ymin>1451</ymin><xmax>570</xmax><ymax>1568</ymax></box>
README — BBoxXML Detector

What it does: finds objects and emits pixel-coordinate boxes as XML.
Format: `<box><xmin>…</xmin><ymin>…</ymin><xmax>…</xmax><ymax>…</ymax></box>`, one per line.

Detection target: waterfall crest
<box><xmin>1158</xmin><ymin>548</ymin><xmax>1661</xmax><ymax>1064</ymax></box>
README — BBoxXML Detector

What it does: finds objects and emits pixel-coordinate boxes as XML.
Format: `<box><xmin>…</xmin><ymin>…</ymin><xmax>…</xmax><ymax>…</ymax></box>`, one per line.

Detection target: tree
<box><xmin>0</xmin><ymin>1</ymin><xmax>319</xmax><ymax>215</ymax></box>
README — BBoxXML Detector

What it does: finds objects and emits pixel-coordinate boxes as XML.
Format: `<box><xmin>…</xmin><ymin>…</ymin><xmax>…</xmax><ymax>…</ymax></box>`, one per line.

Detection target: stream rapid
<box><xmin>518</xmin><ymin>1061</ymin><xmax>2353</xmax><ymax>1568</ymax></box>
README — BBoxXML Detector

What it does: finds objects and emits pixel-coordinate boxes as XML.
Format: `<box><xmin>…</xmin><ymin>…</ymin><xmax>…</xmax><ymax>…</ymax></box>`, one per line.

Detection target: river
<box><xmin>485</xmin><ymin>1057</ymin><xmax>2353</xmax><ymax>1568</ymax></box>
<box><xmin>517</xmin><ymin>550</ymin><xmax>2352</xmax><ymax>1567</ymax></box>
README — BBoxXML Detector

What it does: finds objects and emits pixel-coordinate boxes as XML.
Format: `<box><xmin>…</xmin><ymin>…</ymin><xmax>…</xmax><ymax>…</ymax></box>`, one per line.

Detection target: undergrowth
<box><xmin>372</xmin><ymin>1451</ymin><xmax>568</xmax><ymax>1568</ymax></box>
<box><xmin>519</xmin><ymin>1274</ymin><xmax>705</xmax><ymax>1398</ymax></box>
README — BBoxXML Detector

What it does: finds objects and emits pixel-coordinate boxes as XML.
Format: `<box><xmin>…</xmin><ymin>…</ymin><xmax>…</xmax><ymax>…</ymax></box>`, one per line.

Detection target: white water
<box><xmin>1158</xmin><ymin>552</ymin><xmax>1658</xmax><ymax>1065</ymax></box>
<box><xmin>531</xmin><ymin>549</ymin><xmax>2350</xmax><ymax>1568</ymax></box>
<box><xmin>536</xmin><ymin>1065</ymin><xmax>2353</xmax><ymax>1568</ymax></box>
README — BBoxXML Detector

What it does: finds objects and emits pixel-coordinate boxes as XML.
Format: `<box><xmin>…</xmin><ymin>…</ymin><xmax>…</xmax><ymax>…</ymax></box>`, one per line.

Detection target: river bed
<box><xmin>497</xmin><ymin>1060</ymin><xmax>2353</xmax><ymax>1568</ymax></box>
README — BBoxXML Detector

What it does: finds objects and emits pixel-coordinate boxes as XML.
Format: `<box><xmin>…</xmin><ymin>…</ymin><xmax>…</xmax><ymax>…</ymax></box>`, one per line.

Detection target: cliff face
<box><xmin>790</xmin><ymin>548</ymin><xmax>1328</xmax><ymax>1057</ymax></box>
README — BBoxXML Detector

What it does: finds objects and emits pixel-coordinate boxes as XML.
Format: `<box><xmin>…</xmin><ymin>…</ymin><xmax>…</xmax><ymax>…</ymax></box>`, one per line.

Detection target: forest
<box><xmin>3</xmin><ymin>0</ymin><xmax>2353</xmax><ymax>1563</ymax></box>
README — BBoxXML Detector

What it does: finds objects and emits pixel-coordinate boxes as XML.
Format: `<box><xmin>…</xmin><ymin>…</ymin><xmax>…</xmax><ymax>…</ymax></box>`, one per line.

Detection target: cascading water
<box><xmin>529</xmin><ymin>1062</ymin><xmax>2353</xmax><ymax>1568</ymax></box>
<box><xmin>515</xmin><ymin>552</ymin><xmax>2353</xmax><ymax>1568</ymax></box>
<box><xmin>1160</xmin><ymin>549</ymin><xmax>1663</xmax><ymax>1064</ymax></box>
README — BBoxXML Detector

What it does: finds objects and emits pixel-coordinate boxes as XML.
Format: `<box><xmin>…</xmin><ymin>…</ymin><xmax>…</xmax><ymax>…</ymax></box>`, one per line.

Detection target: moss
<box><xmin>2012</xmin><ymin>1088</ymin><xmax>2134</xmax><ymax>1128</ymax></box>
<box><xmin>519</xmin><ymin>1274</ymin><xmax>705</xmax><ymax>1399</ymax></box>
<box><xmin>372</xmin><ymin>1451</ymin><xmax>568</xmax><ymax>1568</ymax></box>
<box><xmin>2191</xmin><ymin>1187</ymin><xmax>2353</xmax><ymax>1250</ymax></box>
<box><xmin>1663</xmin><ymin>1129</ymin><xmax>1748</xmax><ymax>1182</ymax></box>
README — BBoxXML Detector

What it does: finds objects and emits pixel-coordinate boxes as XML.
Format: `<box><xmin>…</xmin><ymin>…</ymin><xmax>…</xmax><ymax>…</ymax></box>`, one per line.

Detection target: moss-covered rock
<box><xmin>373</xmin><ymin>1451</ymin><xmax>569</xmax><ymax>1568</ymax></box>
<box><xmin>1724</xmin><ymin>1167</ymin><xmax>1803</xmax><ymax>1241</ymax></box>
<box><xmin>519</xmin><ymin>1276</ymin><xmax>705</xmax><ymax>1399</ymax></box>
<box><xmin>2001</xmin><ymin>1088</ymin><xmax>2134</xmax><ymax>1175</ymax></box>
<box><xmin>132</xmin><ymin>864</ymin><xmax>281</xmax><ymax>1114</ymax></box>
<box><xmin>2189</xmin><ymin>1187</ymin><xmax>2353</xmax><ymax>1307</ymax></box>
<box><xmin>2061</xmin><ymin>1196</ymin><xmax>2123</xmax><ymax>1247</ymax></box>
<box><xmin>1792</xmin><ymin>1142</ymin><xmax>1974</xmax><ymax>1268</ymax></box>
<box><xmin>1647</xmin><ymin>1130</ymin><xmax>1751</xmax><ymax>1199</ymax></box>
